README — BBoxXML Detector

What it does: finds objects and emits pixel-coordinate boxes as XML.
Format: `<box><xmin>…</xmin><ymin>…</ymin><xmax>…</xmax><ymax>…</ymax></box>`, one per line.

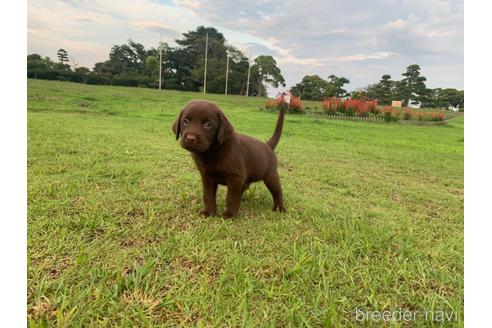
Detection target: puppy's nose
<box><xmin>185</xmin><ymin>135</ymin><xmax>198</xmax><ymax>143</ymax></box>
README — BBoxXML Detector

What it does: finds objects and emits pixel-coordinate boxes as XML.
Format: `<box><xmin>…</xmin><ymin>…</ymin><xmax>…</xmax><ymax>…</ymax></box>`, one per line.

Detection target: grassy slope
<box><xmin>28</xmin><ymin>80</ymin><xmax>463</xmax><ymax>327</ymax></box>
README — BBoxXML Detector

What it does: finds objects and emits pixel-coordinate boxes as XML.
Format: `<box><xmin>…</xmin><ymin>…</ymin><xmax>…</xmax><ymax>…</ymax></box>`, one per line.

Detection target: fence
<box><xmin>398</xmin><ymin>119</ymin><xmax>447</xmax><ymax>125</ymax></box>
<box><xmin>306</xmin><ymin>112</ymin><xmax>384</xmax><ymax>122</ymax></box>
<box><xmin>305</xmin><ymin>111</ymin><xmax>450</xmax><ymax>125</ymax></box>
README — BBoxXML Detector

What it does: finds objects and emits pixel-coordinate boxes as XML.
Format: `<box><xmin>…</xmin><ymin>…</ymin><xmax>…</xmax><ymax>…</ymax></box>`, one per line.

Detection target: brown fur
<box><xmin>172</xmin><ymin>100</ymin><xmax>286</xmax><ymax>218</ymax></box>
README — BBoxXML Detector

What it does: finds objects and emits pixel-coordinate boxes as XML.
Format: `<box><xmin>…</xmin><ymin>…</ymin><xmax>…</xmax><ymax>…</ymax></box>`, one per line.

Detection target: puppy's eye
<box><xmin>203</xmin><ymin>121</ymin><xmax>214</xmax><ymax>129</ymax></box>
<box><xmin>182</xmin><ymin>118</ymin><xmax>190</xmax><ymax>126</ymax></box>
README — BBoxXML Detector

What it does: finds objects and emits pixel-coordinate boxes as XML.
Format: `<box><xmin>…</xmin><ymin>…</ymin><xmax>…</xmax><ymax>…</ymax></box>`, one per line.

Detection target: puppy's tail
<box><xmin>266</xmin><ymin>106</ymin><xmax>285</xmax><ymax>150</ymax></box>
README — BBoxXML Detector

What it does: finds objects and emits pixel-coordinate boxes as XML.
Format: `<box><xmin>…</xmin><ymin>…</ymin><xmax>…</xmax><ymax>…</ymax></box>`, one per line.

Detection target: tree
<box><xmin>400</xmin><ymin>64</ymin><xmax>428</xmax><ymax>106</ymax></box>
<box><xmin>444</xmin><ymin>89</ymin><xmax>464</xmax><ymax>109</ymax></box>
<box><xmin>423</xmin><ymin>88</ymin><xmax>464</xmax><ymax>109</ymax></box>
<box><xmin>290</xmin><ymin>81</ymin><xmax>305</xmax><ymax>99</ymax></box>
<box><xmin>90</xmin><ymin>39</ymin><xmax>158</xmax><ymax>87</ymax></box>
<box><xmin>74</xmin><ymin>67</ymin><xmax>90</xmax><ymax>83</ymax></box>
<box><xmin>351</xmin><ymin>88</ymin><xmax>369</xmax><ymax>99</ymax></box>
<box><xmin>173</xmin><ymin>26</ymin><xmax>228</xmax><ymax>93</ymax></box>
<box><xmin>108</xmin><ymin>40</ymin><xmax>146</xmax><ymax>75</ymax></box>
<box><xmin>391</xmin><ymin>80</ymin><xmax>407</xmax><ymax>104</ymax></box>
<box><xmin>326</xmin><ymin>74</ymin><xmax>350</xmax><ymax>97</ymax></box>
<box><xmin>57</xmin><ymin>49</ymin><xmax>69</xmax><ymax>64</ymax></box>
<box><xmin>156</xmin><ymin>25</ymin><xmax>250</xmax><ymax>94</ymax></box>
<box><xmin>27</xmin><ymin>54</ymin><xmax>56</xmax><ymax>79</ymax></box>
<box><xmin>290</xmin><ymin>74</ymin><xmax>349</xmax><ymax>100</ymax></box>
<box><xmin>225</xmin><ymin>46</ymin><xmax>249</xmax><ymax>95</ymax></box>
<box><xmin>145</xmin><ymin>56</ymin><xmax>159</xmax><ymax>81</ymax></box>
<box><xmin>290</xmin><ymin>75</ymin><xmax>330</xmax><ymax>100</ymax></box>
<box><xmin>363</xmin><ymin>83</ymin><xmax>378</xmax><ymax>100</ymax></box>
<box><xmin>373</xmin><ymin>74</ymin><xmax>393</xmax><ymax>104</ymax></box>
<box><xmin>162</xmin><ymin>26</ymin><xmax>248</xmax><ymax>94</ymax></box>
<box><xmin>251</xmin><ymin>55</ymin><xmax>285</xmax><ymax>97</ymax></box>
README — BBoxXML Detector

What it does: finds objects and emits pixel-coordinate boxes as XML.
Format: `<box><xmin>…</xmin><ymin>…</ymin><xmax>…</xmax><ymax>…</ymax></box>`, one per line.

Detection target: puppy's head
<box><xmin>172</xmin><ymin>100</ymin><xmax>233</xmax><ymax>153</ymax></box>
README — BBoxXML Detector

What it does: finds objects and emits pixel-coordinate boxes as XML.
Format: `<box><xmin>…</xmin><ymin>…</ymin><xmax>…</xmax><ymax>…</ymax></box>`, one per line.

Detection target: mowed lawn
<box><xmin>27</xmin><ymin>80</ymin><xmax>464</xmax><ymax>327</ymax></box>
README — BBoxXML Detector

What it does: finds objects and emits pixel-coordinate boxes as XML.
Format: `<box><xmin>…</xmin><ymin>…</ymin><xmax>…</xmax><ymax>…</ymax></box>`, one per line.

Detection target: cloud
<box><xmin>238</xmin><ymin>42</ymin><xmax>282</xmax><ymax>59</ymax></box>
<box><xmin>176</xmin><ymin>0</ymin><xmax>463</xmax><ymax>92</ymax></box>
<box><xmin>276</xmin><ymin>51</ymin><xmax>397</xmax><ymax>67</ymax></box>
<box><xmin>173</xmin><ymin>0</ymin><xmax>204</xmax><ymax>10</ymax></box>
<box><xmin>132</xmin><ymin>21</ymin><xmax>180</xmax><ymax>36</ymax></box>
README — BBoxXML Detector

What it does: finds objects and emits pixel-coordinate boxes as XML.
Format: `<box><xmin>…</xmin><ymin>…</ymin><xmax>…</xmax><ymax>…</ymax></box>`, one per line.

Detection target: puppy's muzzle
<box><xmin>181</xmin><ymin>134</ymin><xmax>204</xmax><ymax>152</ymax></box>
<box><xmin>184</xmin><ymin>135</ymin><xmax>198</xmax><ymax>144</ymax></box>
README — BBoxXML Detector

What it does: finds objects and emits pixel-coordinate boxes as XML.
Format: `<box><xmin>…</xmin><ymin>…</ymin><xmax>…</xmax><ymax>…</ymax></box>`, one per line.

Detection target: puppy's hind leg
<box><xmin>263</xmin><ymin>171</ymin><xmax>286</xmax><ymax>212</ymax></box>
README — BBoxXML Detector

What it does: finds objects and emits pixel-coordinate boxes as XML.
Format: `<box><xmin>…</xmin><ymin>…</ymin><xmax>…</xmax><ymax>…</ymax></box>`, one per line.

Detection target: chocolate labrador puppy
<box><xmin>172</xmin><ymin>100</ymin><xmax>286</xmax><ymax>218</ymax></box>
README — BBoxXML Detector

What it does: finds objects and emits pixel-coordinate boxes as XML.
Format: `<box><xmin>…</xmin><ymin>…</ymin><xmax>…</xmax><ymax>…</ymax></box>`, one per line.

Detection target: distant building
<box><xmin>391</xmin><ymin>101</ymin><xmax>402</xmax><ymax>107</ymax></box>
<box><xmin>408</xmin><ymin>100</ymin><xmax>421</xmax><ymax>109</ymax></box>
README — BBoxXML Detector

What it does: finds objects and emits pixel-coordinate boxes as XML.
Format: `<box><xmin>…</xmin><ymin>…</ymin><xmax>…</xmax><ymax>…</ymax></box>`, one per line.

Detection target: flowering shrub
<box><xmin>403</xmin><ymin>108</ymin><xmax>413</xmax><ymax>120</ymax></box>
<box><xmin>366</xmin><ymin>100</ymin><xmax>379</xmax><ymax>114</ymax></box>
<box><xmin>316</xmin><ymin>99</ymin><xmax>447</xmax><ymax>123</ymax></box>
<box><xmin>289</xmin><ymin>96</ymin><xmax>303</xmax><ymax>113</ymax></box>
<box><xmin>322</xmin><ymin>97</ymin><xmax>343</xmax><ymax>114</ymax></box>
<box><xmin>264</xmin><ymin>98</ymin><xmax>281</xmax><ymax>111</ymax></box>
<box><xmin>382</xmin><ymin>106</ymin><xmax>401</xmax><ymax>121</ymax></box>
<box><xmin>355</xmin><ymin>101</ymin><xmax>371</xmax><ymax>117</ymax></box>
<box><xmin>412</xmin><ymin>111</ymin><xmax>445</xmax><ymax>121</ymax></box>
<box><xmin>264</xmin><ymin>95</ymin><xmax>302</xmax><ymax>113</ymax></box>
<box><xmin>383</xmin><ymin>106</ymin><xmax>394</xmax><ymax>122</ymax></box>
<box><xmin>430</xmin><ymin>112</ymin><xmax>446</xmax><ymax>121</ymax></box>
<box><xmin>343</xmin><ymin>99</ymin><xmax>357</xmax><ymax>116</ymax></box>
<box><xmin>323</xmin><ymin>97</ymin><xmax>378</xmax><ymax>116</ymax></box>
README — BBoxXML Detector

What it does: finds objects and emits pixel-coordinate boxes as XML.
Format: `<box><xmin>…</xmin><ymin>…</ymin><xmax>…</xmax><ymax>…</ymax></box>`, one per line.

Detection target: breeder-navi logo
<box><xmin>354</xmin><ymin>307</ymin><xmax>457</xmax><ymax>323</ymax></box>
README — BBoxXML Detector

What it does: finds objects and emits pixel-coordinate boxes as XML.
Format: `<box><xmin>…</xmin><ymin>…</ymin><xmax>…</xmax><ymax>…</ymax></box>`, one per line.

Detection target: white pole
<box><xmin>159</xmin><ymin>32</ymin><xmax>162</xmax><ymax>91</ymax></box>
<box><xmin>203</xmin><ymin>33</ymin><xmax>208</xmax><ymax>94</ymax></box>
<box><xmin>246</xmin><ymin>47</ymin><xmax>251</xmax><ymax>97</ymax></box>
<box><xmin>225</xmin><ymin>46</ymin><xmax>230</xmax><ymax>95</ymax></box>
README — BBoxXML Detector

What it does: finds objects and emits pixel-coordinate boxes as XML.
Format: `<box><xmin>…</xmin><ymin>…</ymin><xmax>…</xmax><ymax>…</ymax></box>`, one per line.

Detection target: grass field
<box><xmin>28</xmin><ymin>79</ymin><xmax>464</xmax><ymax>327</ymax></box>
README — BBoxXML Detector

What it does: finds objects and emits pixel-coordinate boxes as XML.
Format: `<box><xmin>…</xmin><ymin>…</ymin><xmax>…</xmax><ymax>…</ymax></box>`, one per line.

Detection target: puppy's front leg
<box><xmin>223</xmin><ymin>178</ymin><xmax>244</xmax><ymax>218</ymax></box>
<box><xmin>200</xmin><ymin>175</ymin><xmax>218</xmax><ymax>216</ymax></box>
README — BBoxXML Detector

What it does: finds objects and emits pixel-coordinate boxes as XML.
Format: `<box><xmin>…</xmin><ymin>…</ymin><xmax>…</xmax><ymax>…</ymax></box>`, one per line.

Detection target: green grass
<box><xmin>28</xmin><ymin>80</ymin><xmax>464</xmax><ymax>327</ymax></box>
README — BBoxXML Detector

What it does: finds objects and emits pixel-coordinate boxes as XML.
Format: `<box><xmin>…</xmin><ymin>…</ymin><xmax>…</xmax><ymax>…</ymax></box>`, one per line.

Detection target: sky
<box><xmin>27</xmin><ymin>0</ymin><xmax>464</xmax><ymax>95</ymax></box>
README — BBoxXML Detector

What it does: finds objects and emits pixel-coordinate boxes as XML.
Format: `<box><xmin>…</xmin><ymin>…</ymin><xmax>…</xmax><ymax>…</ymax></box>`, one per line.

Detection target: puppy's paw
<box><xmin>200</xmin><ymin>209</ymin><xmax>217</xmax><ymax>217</ymax></box>
<box><xmin>221</xmin><ymin>211</ymin><xmax>236</xmax><ymax>218</ymax></box>
<box><xmin>273</xmin><ymin>205</ymin><xmax>286</xmax><ymax>212</ymax></box>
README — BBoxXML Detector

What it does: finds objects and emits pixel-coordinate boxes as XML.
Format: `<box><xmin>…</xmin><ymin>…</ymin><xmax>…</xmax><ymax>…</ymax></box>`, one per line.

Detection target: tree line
<box><xmin>27</xmin><ymin>25</ymin><xmax>463</xmax><ymax>108</ymax></box>
<box><xmin>290</xmin><ymin>65</ymin><xmax>464</xmax><ymax>109</ymax></box>
<box><xmin>27</xmin><ymin>26</ymin><xmax>286</xmax><ymax>96</ymax></box>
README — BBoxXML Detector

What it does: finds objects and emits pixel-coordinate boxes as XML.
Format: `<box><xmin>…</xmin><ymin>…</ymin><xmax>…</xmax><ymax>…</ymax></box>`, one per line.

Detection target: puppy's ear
<box><xmin>172</xmin><ymin>110</ymin><xmax>184</xmax><ymax>140</ymax></box>
<box><xmin>217</xmin><ymin>110</ymin><xmax>234</xmax><ymax>144</ymax></box>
